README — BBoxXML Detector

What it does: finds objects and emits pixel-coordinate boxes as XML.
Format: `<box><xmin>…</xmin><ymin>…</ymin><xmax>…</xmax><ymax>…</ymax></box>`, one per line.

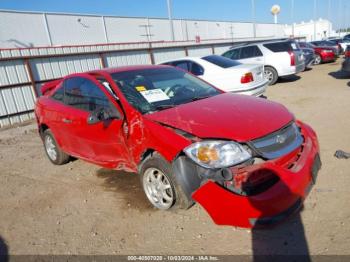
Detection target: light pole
<box><xmin>327</xmin><ymin>0</ymin><xmax>331</xmax><ymax>37</ymax></box>
<box><xmin>338</xmin><ymin>0</ymin><xmax>341</xmax><ymax>36</ymax></box>
<box><xmin>271</xmin><ymin>5</ymin><xmax>281</xmax><ymax>38</ymax></box>
<box><xmin>229</xmin><ymin>24</ymin><xmax>234</xmax><ymax>43</ymax></box>
<box><xmin>251</xmin><ymin>0</ymin><xmax>256</xmax><ymax>38</ymax></box>
<box><xmin>313</xmin><ymin>0</ymin><xmax>317</xmax><ymax>40</ymax></box>
<box><xmin>343</xmin><ymin>1</ymin><xmax>347</xmax><ymax>34</ymax></box>
<box><xmin>291</xmin><ymin>0</ymin><xmax>295</xmax><ymax>37</ymax></box>
<box><xmin>166</xmin><ymin>0</ymin><xmax>175</xmax><ymax>41</ymax></box>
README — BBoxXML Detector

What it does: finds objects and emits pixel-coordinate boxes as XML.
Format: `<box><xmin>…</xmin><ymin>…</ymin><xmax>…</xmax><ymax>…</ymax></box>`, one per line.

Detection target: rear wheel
<box><xmin>43</xmin><ymin>129</ymin><xmax>70</xmax><ymax>165</ymax></box>
<box><xmin>264</xmin><ymin>66</ymin><xmax>278</xmax><ymax>85</ymax></box>
<box><xmin>139</xmin><ymin>153</ymin><xmax>193</xmax><ymax>210</ymax></box>
<box><xmin>314</xmin><ymin>54</ymin><xmax>322</xmax><ymax>65</ymax></box>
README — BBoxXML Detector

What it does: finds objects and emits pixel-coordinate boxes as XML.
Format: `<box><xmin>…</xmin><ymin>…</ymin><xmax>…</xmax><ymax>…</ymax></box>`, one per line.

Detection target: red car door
<box><xmin>41</xmin><ymin>82</ymin><xmax>73</xmax><ymax>152</ymax></box>
<box><xmin>60</xmin><ymin>74</ymin><xmax>132</xmax><ymax>169</ymax></box>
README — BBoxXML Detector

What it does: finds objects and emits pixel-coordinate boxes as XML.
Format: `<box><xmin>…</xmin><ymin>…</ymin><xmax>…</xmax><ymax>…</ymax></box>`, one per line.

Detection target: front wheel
<box><xmin>264</xmin><ymin>66</ymin><xmax>278</xmax><ymax>85</ymax></box>
<box><xmin>314</xmin><ymin>54</ymin><xmax>322</xmax><ymax>65</ymax></box>
<box><xmin>139</xmin><ymin>153</ymin><xmax>193</xmax><ymax>210</ymax></box>
<box><xmin>43</xmin><ymin>129</ymin><xmax>70</xmax><ymax>165</ymax></box>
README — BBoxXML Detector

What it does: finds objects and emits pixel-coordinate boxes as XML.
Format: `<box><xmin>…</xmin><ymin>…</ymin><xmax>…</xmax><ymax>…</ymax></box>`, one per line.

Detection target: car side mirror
<box><xmin>87</xmin><ymin>107</ymin><xmax>122</xmax><ymax>125</ymax></box>
<box><xmin>107</xmin><ymin>107</ymin><xmax>122</xmax><ymax>120</ymax></box>
<box><xmin>87</xmin><ymin>113</ymin><xmax>101</xmax><ymax>125</ymax></box>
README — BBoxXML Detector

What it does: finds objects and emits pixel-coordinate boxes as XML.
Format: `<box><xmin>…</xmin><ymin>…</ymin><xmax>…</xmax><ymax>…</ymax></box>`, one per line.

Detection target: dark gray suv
<box><xmin>341</xmin><ymin>46</ymin><xmax>350</xmax><ymax>74</ymax></box>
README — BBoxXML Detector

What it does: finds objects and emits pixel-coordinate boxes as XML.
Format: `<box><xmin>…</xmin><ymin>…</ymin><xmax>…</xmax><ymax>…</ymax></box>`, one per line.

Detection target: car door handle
<box><xmin>255</xmin><ymin>58</ymin><xmax>262</xmax><ymax>61</ymax></box>
<box><xmin>62</xmin><ymin>118</ymin><xmax>72</xmax><ymax>124</ymax></box>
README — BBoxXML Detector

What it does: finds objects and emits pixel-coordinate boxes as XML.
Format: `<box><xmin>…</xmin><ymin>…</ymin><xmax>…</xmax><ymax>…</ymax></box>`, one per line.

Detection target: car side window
<box><xmin>64</xmin><ymin>77</ymin><xmax>111</xmax><ymax>112</ymax></box>
<box><xmin>172</xmin><ymin>61</ymin><xmax>190</xmax><ymax>71</ymax></box>
<box><xmin>240</xmin><ymin>46</ymin><xmax>263</xmax><ymax>59</ymax></box>
<box><xmin>252</xmin><ymin>46</ymin><xmax>263</xmax><ymax>56</ymax></box>
<box><xmin>188</xmin><ymin>61</ymin><xmax>204</xmax><ymax>76</ymax></box>
<box><xmin>223</xmin><ymin>48</ymin><xmax>241</xmax><ymax>60</ymax></box>
<box><xmin>51</xmin><ymin>84</ymin><xmax>64</xmax><ymax>102</ymax></box>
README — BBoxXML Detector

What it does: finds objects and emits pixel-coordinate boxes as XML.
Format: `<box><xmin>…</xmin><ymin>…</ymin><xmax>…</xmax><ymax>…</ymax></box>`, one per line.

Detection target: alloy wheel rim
<box><xmin>143</xmin><ymin>168</ymin><xmax>174</xmax><ymax>209</ymax></box>
<box><xmin>314</xmin><ymin>56</ymin><xmax>321</xmax><ymax>64</ymax></box>
<box><xmin>45</xmin><ymin>136</ymin><xmax>57</xmax><ymax>161</ymax></box>
<box><xmin>264</xmin><ymin>70</ymin><xmax>274</xmax><ymax>83</ymax></box>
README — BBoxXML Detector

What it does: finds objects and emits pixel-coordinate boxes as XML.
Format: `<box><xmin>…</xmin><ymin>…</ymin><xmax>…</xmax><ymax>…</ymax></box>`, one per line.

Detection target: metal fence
<box><xmin>0</xmin><ymin>36</ymin><xmax>305</xmax><ymax>128</ymax></box>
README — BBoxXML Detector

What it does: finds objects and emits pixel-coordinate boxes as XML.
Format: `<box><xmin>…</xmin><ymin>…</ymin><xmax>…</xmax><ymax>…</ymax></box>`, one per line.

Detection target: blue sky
<box><xmin>0</xmin><ymin>0</ymin><xmax>348</xmax><ymax>28</ymax></box>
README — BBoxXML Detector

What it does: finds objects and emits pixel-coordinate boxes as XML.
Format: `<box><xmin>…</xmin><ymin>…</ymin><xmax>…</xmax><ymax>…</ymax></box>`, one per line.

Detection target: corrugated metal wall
<box><xmin>0</xmin><ymin>10</ymin><xmax>296</xmax><ymax>128</ymax></box>
<box><xmin>0</xmin><ymin>60</ymin><xmax>35</xmax><ymax>126</ymax></box>
<box><xmin>0</xmin><ymin>39</ymin><xmax>236</xmax><ymax>127</ymax></box>
<box><xmin>0</xmin><ymin>33</ymin><xmax>306</xmax><ymax>128</ymax></box>
<box><xmin>105</xmin><ymin>51</ymin><xmax>151</xmax><ymax>67</ymax></box>
<box><xmin>153</xmin><ymin>48</ymin><xmax>186</xmax><ymax>64</ymax></box>
<box><xmin>30</xmin><ymin>55</ymin><xmax>102</xmax><ymax>81</ymax></box>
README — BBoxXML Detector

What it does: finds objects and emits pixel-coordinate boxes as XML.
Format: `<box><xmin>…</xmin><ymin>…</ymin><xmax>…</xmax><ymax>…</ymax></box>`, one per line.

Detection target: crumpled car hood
<box><xmin>144</xmin><ymin>93</ymin><xmax>294</xmax><ymax>142</ymax></box>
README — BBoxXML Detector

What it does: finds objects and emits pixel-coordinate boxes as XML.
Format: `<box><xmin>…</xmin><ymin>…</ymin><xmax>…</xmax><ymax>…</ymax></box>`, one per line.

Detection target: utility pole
<box><xmin>251</xmin><ymin>0</ymin><xmax>256</xmax><ymax>38</ymax></box>
<box><xmin>229</xmin><ymin>24</ymin><xmax>234</xmax><ymax>43</ymax></box>
<box><xmin>338</xmin><ymin>0</ymin><xmax>341</xmax><ymax>37</ymax></box>
<box><xmin>140</xmin><ymin>20</ymin><xmax>154</xmax><ymax>42</ymax></box>
<box><xmin>291</xmin><ymin>0</ymin><xmax>295</xmax><ymax>37</ymax></box>
<box><xmin>343</xmin><ymin>1</ymin><xmax>347</xmax><ymax>34</ymax></box>
<box><xmin>166</xmin><ymin>0</ymin><xmax>175</xmax><ymax>41</ymax></box>
<box><xmin>313</xmin><ymin>0</ymin><xmax>317</xmax><ymax>40</ymax></box>
<box><xmin>348</xmin><ymin>3</ymin><xmax>350</xmax><ymax>33</ymax></box>
<box><xmin>327</xmin><ymin>0</ymin><xmax>331</xmax><ymax>37</ymax></box>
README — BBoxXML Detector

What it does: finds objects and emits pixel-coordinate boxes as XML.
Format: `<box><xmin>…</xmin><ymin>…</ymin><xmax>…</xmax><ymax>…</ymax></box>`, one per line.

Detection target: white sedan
<box><xmin>159</xmin><ymin>55</ymin><xmax>268</xmax><ymax>97</ymax></box>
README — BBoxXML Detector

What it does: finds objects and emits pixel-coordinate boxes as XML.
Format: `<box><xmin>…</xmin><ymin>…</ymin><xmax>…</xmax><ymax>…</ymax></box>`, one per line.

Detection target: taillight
<box><xmin>288</xmin><ymin>51</ymin><xmax>295</xmax><ymax>66</ymax></box>
<box><xmin>345</xmin><ymin>50</ymin><xmax>350</xmax><ymax>58</ymax></box>
<box><xmin>322</xmin><ymin>49</ymin><xmax>333</xmax><ymax>54</ymax></box>
<box><xmin>241</xmin><ymin>72</ymin><xmax>254</xmax><ymax>84</ymax></box>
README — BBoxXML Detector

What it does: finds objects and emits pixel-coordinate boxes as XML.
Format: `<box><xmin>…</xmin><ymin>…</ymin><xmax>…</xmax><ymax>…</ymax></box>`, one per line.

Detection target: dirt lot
<box><xmin>0</xmin><ymin>61</ymin><xmax>350</xmax><ymax>256</ymax></box>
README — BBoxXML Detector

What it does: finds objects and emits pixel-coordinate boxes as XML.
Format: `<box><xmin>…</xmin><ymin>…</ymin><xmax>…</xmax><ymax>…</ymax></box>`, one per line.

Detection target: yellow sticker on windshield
<box><xmin>136</xmin><ymin>86</ymin><xmax>146</xmax><ymax>91</ymax></box>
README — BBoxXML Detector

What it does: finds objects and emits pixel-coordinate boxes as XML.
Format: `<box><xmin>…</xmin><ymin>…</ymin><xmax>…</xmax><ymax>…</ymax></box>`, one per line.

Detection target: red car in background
<box><xmin>35</xmin><ymin>65</ymin><xmax>321</xmax><ymax>228</ymax></box>
<box><xmin>299</xmin><ymin>42</ymin><xmax>336</xmax><ymax>65</ymax></box>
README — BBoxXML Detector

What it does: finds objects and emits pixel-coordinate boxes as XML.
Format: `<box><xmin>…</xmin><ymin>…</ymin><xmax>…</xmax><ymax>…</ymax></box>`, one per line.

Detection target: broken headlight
<box><xmin>184</xmin><ymin>141</ymin><xmax>251</xmax><ymax>169</ymax></box>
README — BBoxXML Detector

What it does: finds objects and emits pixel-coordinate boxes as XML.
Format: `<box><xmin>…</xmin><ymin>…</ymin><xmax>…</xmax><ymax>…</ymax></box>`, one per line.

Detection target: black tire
<box><xmin>139</xmin><ymin>153</ymin><xmax>193</xmax><ymax>210</ymax></box>
<box><xmin>314</xmin><ymin>54</ymin><xmax>322</xmax><ymax>65</ymax></box>
<box><xmin>264</xmin><ymin>66</ymin><xmax>278</xmax><ymax>85</ymax></box>
<box><xmin>42</xmin><ymin>129</ymin><xmax>70</xmax><ymax>165</ymax></box>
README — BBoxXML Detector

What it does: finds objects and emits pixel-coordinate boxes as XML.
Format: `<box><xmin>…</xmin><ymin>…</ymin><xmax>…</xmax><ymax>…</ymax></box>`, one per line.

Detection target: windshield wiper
<box><xmin>190</xmin><ymin>95</ymin><xmax>211</xmax><ymax>101</ymax></box>
<box><xmin>154</xmin><ymin>104</ymin><xmax>176</xmax><ymax>110</ymax></box>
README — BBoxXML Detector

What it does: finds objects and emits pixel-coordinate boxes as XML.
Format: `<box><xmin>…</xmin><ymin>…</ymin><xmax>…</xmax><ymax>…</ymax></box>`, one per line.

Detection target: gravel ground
<box><xmin>0</xmin><ymin>61</ymin><xmax>349</xmax><ymax>256</ymax></box>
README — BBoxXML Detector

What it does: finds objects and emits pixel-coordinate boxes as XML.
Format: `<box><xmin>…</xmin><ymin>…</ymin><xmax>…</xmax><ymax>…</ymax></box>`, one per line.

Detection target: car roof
<box><xmin>229</xmin><ymin>39</ymin><xmax>294</xmax><ymax>49</ymax></box>
<box><xmin>158</xmin><ymin>56</ymin><xmax>207</xmax><ymax>64</ymax></box>
<box><xmin>89</xmin><ymin>65</ymin><xmax>170</xmax><ymax>75</ymax></box>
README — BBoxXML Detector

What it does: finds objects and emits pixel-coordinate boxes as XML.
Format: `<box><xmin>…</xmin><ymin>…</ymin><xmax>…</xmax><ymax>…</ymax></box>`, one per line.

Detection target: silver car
<box><xmin>222</xmin><ymin>40</ymin><xmax>305</xmax><ymax>85</ymax></box>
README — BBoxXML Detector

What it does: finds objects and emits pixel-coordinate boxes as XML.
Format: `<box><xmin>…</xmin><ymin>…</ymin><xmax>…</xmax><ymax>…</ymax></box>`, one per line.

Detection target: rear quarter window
<box><xmin>51</xmin><ymin>84</ymin><xmax>64</xmax><ymax>102</ymax></box>
<box><xmin>222</xmin><ymin>48</ymin><xmax>241</xmax><ymax>60</ymax></box>
<box><xmin>202</xmin><ymin>55</ymin><xmax>241</xmax><ymax>68</ymax></box>
<box><xmin>263</xmin><ymin>42</ymin><xmax>299</xmax><ymax>52</ymax></box>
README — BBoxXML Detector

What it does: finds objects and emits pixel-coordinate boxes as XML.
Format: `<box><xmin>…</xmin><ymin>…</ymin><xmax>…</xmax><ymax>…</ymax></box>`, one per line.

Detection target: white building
<box><xmin>0</xmin><ymin>9</ymin><xmax>287</xmax><ymax>48</ymax></box>
<box><xmin>284</xmin><ymin>19</ymin><xmax>335</xmax><ymax>41</ymax></box>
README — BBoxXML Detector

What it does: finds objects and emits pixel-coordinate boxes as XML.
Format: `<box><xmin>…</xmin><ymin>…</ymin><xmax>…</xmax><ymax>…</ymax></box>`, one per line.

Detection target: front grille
<box><xmin>250</xmin><ymin>123</ymin><xmax>303</xmax><ymax>159</ymax></box>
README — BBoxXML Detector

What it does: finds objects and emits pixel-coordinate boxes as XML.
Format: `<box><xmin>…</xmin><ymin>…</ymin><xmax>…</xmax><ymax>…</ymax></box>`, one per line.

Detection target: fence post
<box><xmin>148</xmin><ymin>42</ymin><xmax>155</xmax><ymax>64</ymax></box>
<box><xmin>99</xmin><ymin>53</ymin><xmax>106</xmax><ymax>68</ymax></box>
<box><xmin>24</xmin><ymin>59</ymin><xmax>39</xmax><ymax>98</ymax></box>
<box><xmin>184</xmin><ymin>46</ymin><xmax>189</xmax><ymax>56</ymax></box>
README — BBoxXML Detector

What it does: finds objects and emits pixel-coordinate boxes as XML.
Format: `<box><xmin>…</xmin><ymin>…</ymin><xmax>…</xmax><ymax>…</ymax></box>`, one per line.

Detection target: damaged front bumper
<box><xmin>173</xmin><ymin>121</ymin><xmax>321</xmax><ymax>228</ymax></box>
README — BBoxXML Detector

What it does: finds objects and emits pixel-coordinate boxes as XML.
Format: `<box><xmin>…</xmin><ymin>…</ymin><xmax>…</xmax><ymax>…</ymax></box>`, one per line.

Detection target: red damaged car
<box><xmin>299</xmin><ymin>42</ymin><xmax>336</xmax><ymax>65</ymax></box>
<box><xmin>35</xmin><ymin>65</ymin><xmax>321</xmax><ymax>228</ymax></box>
